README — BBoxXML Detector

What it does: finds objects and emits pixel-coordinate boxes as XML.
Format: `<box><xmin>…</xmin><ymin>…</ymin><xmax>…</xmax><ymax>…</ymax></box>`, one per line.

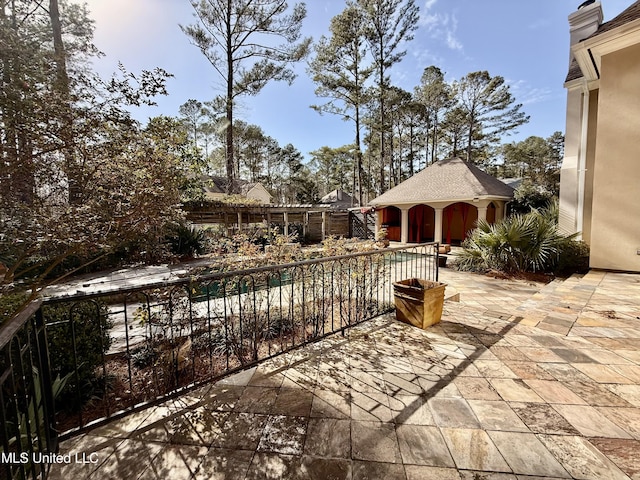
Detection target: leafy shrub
<box><xmin>43</xmin><ymin>300</ymin><xmax>112</xmax><ymax>409</ymax></box>
<box><xmin>453</xmin><ymin>201</ymin><xmax>579</xmax><ymax>274</ymax></box>
<box><xmin>0</xmin><ymin>290</ymin><xmax>29</xmax><ymax>324</ymax></box>
<box><xmin>131</xmin><ymin>343</ymin><xmax>158</xmax><ymax>369</ymax></box>
<box><xmin>166</xmin><ymin>223</ymin><xmax>206</xmax><ymax>258</ymax></box>
<box><xmin>556</xmin><ymin>239</ymin><xmax>590</xmax><ymax>276</ymax></box>
<box><xmin>510</xmin><ymin>182</ymin><xmax>556</xmax><ymax>214</ymax></box>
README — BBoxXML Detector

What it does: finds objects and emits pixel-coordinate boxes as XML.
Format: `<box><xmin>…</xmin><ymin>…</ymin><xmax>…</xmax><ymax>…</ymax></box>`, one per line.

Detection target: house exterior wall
<box><xmin>204</xmin><ymin>191</ymin><xmax>225</xmax><ymax>201</ymax></box>
<box><xmin>245</xmin><ymin>185</ymin><xmax>272</xmax><ymax>204</ymax></box>
<box><xmin>589</xmin><ymin>43</ymin><xmax>640</xmax><ymax>271</ymax></box>
<box><xmin>559</xmin><ymin>1</ymin><xmax>603</xmax><ymax>239</ymax></box>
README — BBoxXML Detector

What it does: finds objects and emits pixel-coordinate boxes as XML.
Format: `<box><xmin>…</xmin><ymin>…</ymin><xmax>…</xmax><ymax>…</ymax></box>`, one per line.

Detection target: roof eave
<box><xmin>369</xmin><ymin>195</ymin><xmax>513</xmax><ymax>207</ymax></box>
<box><xmin>573</xmin><ymin>16</ymin><xmax>640</xmax><ymax>82</ymax></box>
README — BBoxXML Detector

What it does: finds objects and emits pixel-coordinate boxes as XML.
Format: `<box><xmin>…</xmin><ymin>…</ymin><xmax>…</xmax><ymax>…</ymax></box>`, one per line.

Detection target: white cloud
<box><xmin>418</xmin><ymin>1</ymin><xmax>463</xmax><ymax>52</ymax></box>
<box><xmin>419</xmin><ymin>0</ymin><xmax>439</xmax><ymax>28</ymax></box>
<box><xmin>508</xmin><ymin>79</ymin><xmax>553</xmax><ymax>105</ymax></box>
<box><xmin>445</xmin><ymin>15</ymin><xmax>462</xmax><ymax>50</ymax></box>
<box><xmin>411</xmin><ymin>48</ymin><xmax>444</xmax><ymax>67</ymax></box>
<box><xmin>420</xmin><ymin>13</ymin><xmax>439</xmax><ymax>29</ymax></box>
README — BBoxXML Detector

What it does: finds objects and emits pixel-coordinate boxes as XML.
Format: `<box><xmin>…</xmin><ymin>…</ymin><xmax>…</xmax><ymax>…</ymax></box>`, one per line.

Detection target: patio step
<box><xmin>513</xmin><ymin>271</ymin><xmax>603</xmax><ymax>335</ymax></box>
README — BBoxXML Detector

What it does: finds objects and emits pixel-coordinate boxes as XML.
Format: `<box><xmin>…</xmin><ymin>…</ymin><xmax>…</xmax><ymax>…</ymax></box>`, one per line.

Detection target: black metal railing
<box><xmin>0</xmin><ymin>243</ymin><xmax>438</xmax><ymax>478</ymax></box>
<box><xmin>0</xmin><ymin>299</ymin><xmax>58</xmax><ymax>480</ymax></box>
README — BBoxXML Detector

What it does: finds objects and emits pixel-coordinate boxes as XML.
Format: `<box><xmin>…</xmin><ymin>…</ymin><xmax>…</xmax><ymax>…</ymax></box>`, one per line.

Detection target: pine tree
<box><xmin>358</xmin><ymin>0</ymin><xmax>419</xmax><ymax>193</ymax></box>
<box><xmin>182</xmin><ymin>0</ymin><xmax>310</xmax><ymax>193</ymax></box>
<box><xmin>309</xmin><ymin>3</ymin><xmax>372</xmax><ymax>205</ymax></box>
<box><xmin>453</xmin><ymin>71</ymin><xmax>529</xmax><ymax>163</ymax></box>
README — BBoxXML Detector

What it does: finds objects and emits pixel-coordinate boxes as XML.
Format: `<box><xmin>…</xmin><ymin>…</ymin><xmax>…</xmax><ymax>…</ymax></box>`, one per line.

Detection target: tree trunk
<box><xmin>1</xmin><ymin>1</ymin><xmax>34</xmax><ymax>203</ymax></box>
<box><xmin>50</xmin><ymin>0</ymin><xmax>69</xmax><ymax>91</ymax></box>
<box><xmin>409</xmin><ymin>123</ymin><xmax>414</xmax><ymax>176</ymax></box>
<box><xmin>431</xmin><ymin>111</ymin><xmax>439</xmax><ymax>165</ymax></box>
<box><xmin>465</xmin><ymin>109</ymin><xmax>475</xmax><ymax>163</ymax></box>
<box><xmin>49</xmin><ymin>0</ymin><xmax>80</xmax><ymax>202</ymax></box>
<box><xmin>378</xmin><ymin>55</ymin><xmax>385</xmax><ymax>193</ymax></box>
<box><xmin>355</xmin><ymin>106</ymin><xmax>363</xmax><ymax>206</ymax></box>
<box><xmin>453</xmin><ymin>131</ymin><xmax>459</xmax><ymax>158</ymax></box>
<box><xmin>225</xmin><ymin>0</ymin><xmax>234</xmax><ymax>194</ymax></box>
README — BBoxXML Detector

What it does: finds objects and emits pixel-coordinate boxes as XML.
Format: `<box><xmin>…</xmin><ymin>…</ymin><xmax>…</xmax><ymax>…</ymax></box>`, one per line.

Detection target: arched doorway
<box><xmin>408</xmin><ymin>205</ymin><xmax>435</xmax><ymax>243</ymax></box>
<box><xmin>443</xmin><ymin>202</ymin><xmax>478</xmax><ymax>244</ymax></box>
<box><xmin>380</xmin><ymin>206</ymin><xmax>401</xmax><ymax>241</ymax></box>
<box><xmin>487</xmin><ymin>202</ymin><xmax>497</xmax><ymax>224</ymax></box>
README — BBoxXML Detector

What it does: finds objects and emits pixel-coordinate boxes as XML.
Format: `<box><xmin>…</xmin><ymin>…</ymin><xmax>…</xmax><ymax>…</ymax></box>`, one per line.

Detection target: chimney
<box><xmin>337</xmin><ymin>190</ymin><xmax>343</xmax><ymax>201</ymax></box>
<box><xmin>568</xmin><ymin>1</ymin><xmax>604</xmax><ymax>66</ymax></box>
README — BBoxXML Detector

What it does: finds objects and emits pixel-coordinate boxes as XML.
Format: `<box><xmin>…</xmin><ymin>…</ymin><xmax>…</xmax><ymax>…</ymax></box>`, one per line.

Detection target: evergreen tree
<box><xmin>453</xmin><ymin>71</ymin><xmax>529</xmax><ymax>163</ymax></box>
<box><xmin>182</xmin><ymin>0</ymin><xmax>310</xmax><ymax>193</ymax></box>
<box><xmin>501</xmin><ymin>132</ymin><xmax>564</xmax><ymax>195</ymax></box>
<box><xmin>358</xmin><ymin>0</ymin><xmax>419</xmax><ymax>192</ymax></box>
<box><xmin>309</xmin><ymin>145</ymin><xmax>354</xmax><ymax>197</ymax></box>
<box><xmin>308</xmin><ymin>3</ymin><xmax>372</xmax><ymax>206</ymax></box>
<box><xmin>1</xmin><ymin>0</ymin><xmax>176</xmax><ymax>294</ymax></box>
<box><xmin>414</xmin><ymin>66</ymin><xmax>452</xmax><ymax>165</ymax></box>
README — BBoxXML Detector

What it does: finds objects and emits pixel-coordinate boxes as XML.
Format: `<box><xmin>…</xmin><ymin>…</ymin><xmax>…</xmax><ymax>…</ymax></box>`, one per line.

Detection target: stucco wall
<box><xmin>589</xmin><ymin>43</ymin><xmax>640</xmax><ymax>271</ymax></box>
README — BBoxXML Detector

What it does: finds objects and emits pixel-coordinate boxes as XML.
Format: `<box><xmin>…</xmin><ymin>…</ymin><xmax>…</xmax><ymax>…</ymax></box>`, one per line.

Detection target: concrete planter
<box><xmin>393</xmin><ymin>278</ymin><xmax>446</xmax><ymax>329</ymax></box>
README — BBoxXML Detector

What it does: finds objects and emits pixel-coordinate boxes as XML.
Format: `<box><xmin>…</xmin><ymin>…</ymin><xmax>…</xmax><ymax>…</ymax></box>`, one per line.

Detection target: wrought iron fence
<box><xmin>0</xmin><ymin>300</ymin><xmax>57</xmax><ymax>480</ymax></box>
<box><xmin>0</xmin><ymin>243</ymin><xmax>438</xmax><ymax>478</ymax></box>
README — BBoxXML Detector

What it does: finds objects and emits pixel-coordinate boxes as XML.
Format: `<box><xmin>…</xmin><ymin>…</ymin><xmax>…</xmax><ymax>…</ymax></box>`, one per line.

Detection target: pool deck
<box><xmin>49</xmin><ymin>269</ymin><xmax>640</xmax><ymax>479</ymax></box>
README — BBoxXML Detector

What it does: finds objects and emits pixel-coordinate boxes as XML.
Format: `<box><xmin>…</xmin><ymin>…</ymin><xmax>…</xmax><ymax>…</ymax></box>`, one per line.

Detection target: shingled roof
<box><xmin>369</xmin><ymin>157</ymin><xmax>514</xmax><ymax>206</ymax></box>
<box><xmin>202</xmin><ymin>176</ymin><xmax>257</xmax><ymax>195</ymax></box>
<box><xmin>565</xmin><ymin>1</ymin><xmax>640</xmax><ymax>82</ymax></box>
<box><xmin>565</xmin><ymin>58</ymin><xmax>584</xmax><ymax>82</ymax></box>
<box><xmin>588</xmin><ymin>0</ymin><xmax>640</xmax><ymax>38</ymax></box>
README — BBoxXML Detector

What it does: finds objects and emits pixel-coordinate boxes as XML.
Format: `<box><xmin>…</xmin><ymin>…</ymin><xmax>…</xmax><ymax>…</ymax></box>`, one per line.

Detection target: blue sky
<box><xmin>85</xmin><ymin>0</ymin><xmax>632</xmax><ymax>160</ymax></box>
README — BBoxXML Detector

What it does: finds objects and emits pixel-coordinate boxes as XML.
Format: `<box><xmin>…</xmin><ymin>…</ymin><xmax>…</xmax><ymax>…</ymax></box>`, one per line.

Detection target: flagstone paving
<box><xmin>49</xmin><ymin>270</ymin><xmax>640</xmax><ymax>479</ymax></box>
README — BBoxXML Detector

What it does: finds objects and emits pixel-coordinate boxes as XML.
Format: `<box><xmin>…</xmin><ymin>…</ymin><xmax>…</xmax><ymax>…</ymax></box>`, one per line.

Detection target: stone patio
<box><xmin>49</xmin><ymin>269</ymin><xmax>640</xmax><ymax>479</ymax></box>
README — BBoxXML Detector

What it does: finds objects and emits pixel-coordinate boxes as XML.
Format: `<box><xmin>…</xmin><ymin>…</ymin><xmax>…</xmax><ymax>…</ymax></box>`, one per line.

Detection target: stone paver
<box><xmin>440</xmin><ymin>428</ymin><xmax>511</xmax><ymax>472</ymax></box>
<box><xmin>396</xmin><ymin>424</ymin><xmax>455</xmax><ymax>467</ymax></box>
<box><xmin>351</xmin><ymin>421</ymin><xmax>402</xmax><ymax>463</ymax></box>
<box><xmin>49</xmin><ymin>270</ymin><xmax>640</xmax><ymax>479</ymax></box>
<box><xmin>487</xmin><ymin>431</ymin><xmax>570</xmax><ymax>478</ymax></box>
<box><xmin>467</xmin><ymin>400</ymin><xmax>529</xmax><ymax>432</ymax></box>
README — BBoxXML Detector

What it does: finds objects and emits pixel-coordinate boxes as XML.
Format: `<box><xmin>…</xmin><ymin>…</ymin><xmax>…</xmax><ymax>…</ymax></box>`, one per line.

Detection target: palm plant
<box><xmin>455</xmin><ymin>201</ymin><xmax>578</xmax><ymax>274</ymax></box>
<box><xmin>166</xmin><ymin>224</ymin><xmax>206</xmax><ymax>258</ymax></box>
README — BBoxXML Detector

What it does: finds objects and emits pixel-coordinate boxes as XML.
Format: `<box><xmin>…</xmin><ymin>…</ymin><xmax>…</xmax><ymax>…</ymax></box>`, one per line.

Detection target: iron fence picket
<box><xmin>0</xmin><ymin>243</ymin><xmax>437</xmax><ymax>477</ymax></box>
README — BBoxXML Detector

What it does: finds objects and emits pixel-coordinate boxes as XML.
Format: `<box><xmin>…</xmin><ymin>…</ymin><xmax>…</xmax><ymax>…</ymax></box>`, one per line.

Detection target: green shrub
<box><xmin>43</xmin><ymin>300</ymin><xmax>112</xmax><ymax>409</ymax></box>
<box><xmin>556</xmin><ymin>239</ymin><xmax>590</xmax><ymax>276</ymax></box>
<box><xmin>130</xmin><ymin>343</ymin><xmax>158</xmax><ymax>369</ymax></box>
<box><xmin>166</xmin><ymin>224</ymin><xmax>206</xmax><ymax>258</ymax></box>
<box><xmin>0</xmin><ymin>290</ymin><xmax>30</xmax><ymax>324</ymax></box>
<box><xmin>510</xmin><ymin>182</ymin><xmax>556</xmax><ymax>214</ymax></box>
<box><xmin>454</xmin><ymin>201</ymin><xmax>577</xmax><ymax>274</ymax></box>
